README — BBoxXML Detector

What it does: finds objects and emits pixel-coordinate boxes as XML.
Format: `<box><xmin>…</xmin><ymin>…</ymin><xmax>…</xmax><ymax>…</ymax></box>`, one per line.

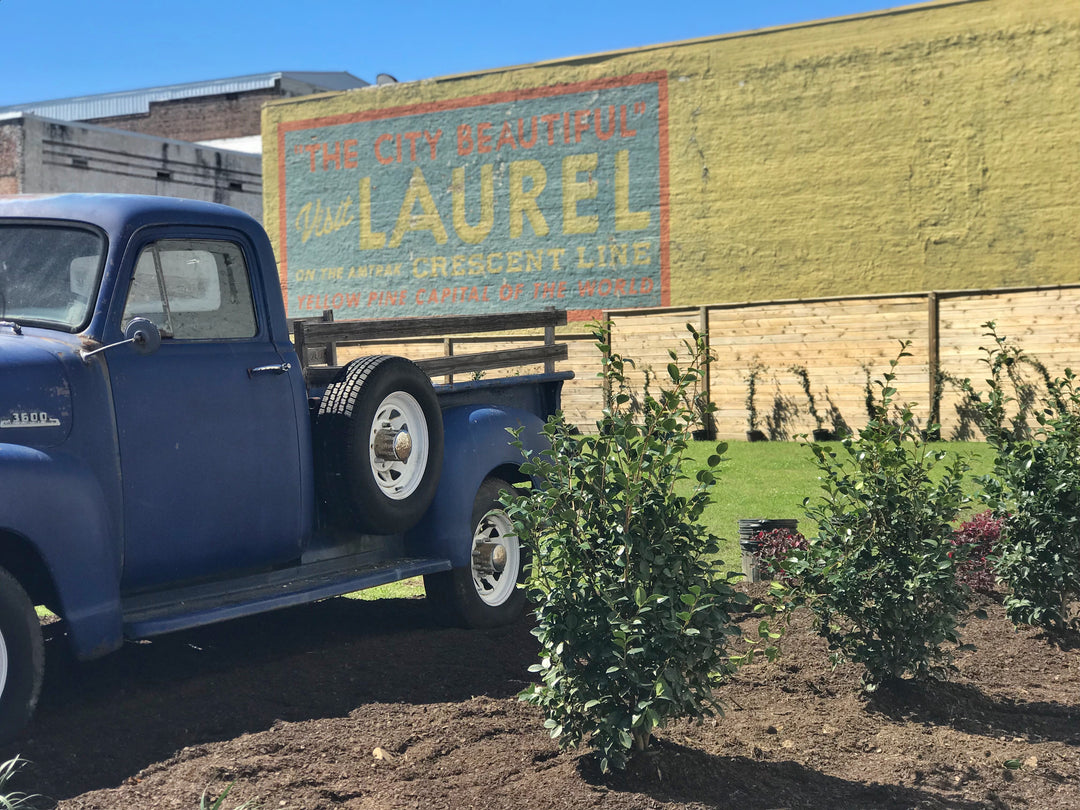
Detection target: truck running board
<box><xmin>121</xmin><ymin>555</ymin><xmax>453</xmax><ymax>639</ymax></box>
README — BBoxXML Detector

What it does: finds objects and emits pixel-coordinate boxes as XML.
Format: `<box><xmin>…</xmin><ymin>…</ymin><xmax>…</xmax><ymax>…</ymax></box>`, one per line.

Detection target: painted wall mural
<box><xmin>276</xmin><ymin>73</ymin><xmax>669</xmax><ymax>319</ymax></box>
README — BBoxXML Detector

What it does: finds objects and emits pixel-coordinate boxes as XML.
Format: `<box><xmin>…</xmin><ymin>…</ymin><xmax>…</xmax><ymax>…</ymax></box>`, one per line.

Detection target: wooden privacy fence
<box><xmin>604</xmin><ymin>284</ymin><xmax>1080</xmax><ymax>441</ymax></box>
<box><xmin>289</xmin><ymin>283</ymin><xmax>1080</xmax><ymax>440</ymax></box>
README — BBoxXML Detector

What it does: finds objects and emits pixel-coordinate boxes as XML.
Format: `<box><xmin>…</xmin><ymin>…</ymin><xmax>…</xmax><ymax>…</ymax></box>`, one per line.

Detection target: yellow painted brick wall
<box><xmin>670</xmin><ymin>0</ymin><xmax>1080</xmax><ymax>304</ymax></box>
<box><xmin>264</xmin><ymin>0</ymin><xmax>1080</xmax><ymax>310</ymax></box>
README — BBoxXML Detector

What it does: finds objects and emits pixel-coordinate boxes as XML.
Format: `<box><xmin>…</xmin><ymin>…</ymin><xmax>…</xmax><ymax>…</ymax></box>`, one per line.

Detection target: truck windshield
<box><xmin>0</xmin><ymin>224</ymin><xmax>105</xmax><ymax>330</ymax></box>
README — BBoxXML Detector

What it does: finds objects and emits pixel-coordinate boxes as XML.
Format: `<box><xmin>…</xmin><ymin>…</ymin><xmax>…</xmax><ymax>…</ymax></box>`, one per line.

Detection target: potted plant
<box><xmin>737</xmin><ymin>518</ymin><xmax>801</xmax><ymax>583</ymax></box>
<box><xmin>790</xmin><ymin>364</ymin><xmax>836</xmax><ymax>441</ymax></box>
<box><xmin>678</xmin><ymin>381</ymin><xmax>716</xmax><ymax>441</ymax></box>
<box><xmin>691</xmin><ymin>391</ymin><xmax>717</xmax><ymax>441</ymax></box>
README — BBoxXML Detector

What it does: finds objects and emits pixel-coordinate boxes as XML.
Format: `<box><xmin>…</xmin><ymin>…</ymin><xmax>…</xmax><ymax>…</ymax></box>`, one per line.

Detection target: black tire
<box><xmin>0</xmin><ymin>566</ymin><xmax>44</xmax><ymax>744</ymax></box>
<box><xmin>424</xmin><ymin>477</ymin><xmax>527</xmax><ymax>628</ymax></box>
<box><xmin>317</xmin><ymin>356</ymin><xmax>444</xmax><ymax>534</ymax></box>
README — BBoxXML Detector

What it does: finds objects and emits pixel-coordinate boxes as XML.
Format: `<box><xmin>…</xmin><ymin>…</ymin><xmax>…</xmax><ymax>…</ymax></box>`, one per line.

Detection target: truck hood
<box><xmin>0</xmin><ymin>331</ymin><xmax>73</xmax><ymax>447</ymax></box>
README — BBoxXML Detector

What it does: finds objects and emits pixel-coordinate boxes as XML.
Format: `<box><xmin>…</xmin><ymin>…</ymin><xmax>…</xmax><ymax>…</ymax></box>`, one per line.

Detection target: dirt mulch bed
<box><xmin>2</xmin><ymin>591</ymin><xmax>1078</xmax><ymax>809</ymax></box>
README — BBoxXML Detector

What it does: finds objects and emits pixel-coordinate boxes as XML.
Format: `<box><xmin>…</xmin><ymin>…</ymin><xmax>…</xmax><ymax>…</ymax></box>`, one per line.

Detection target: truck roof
<box><xmin>0</xmin><ymin>193</ymin><xmax>258</xmax><ymax>234</ymax></box>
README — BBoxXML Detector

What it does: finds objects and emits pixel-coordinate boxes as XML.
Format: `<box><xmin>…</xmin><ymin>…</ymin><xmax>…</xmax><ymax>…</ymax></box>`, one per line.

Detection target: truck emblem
<box><xmin>1</xmin><ymin>411</ymin><xmax>61</xmax><ymax>428</ymax></box>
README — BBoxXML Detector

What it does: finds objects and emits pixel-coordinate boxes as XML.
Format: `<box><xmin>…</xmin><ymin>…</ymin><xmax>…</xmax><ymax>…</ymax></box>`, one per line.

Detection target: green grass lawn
<box><xmin>686</xmin><ymin>439</ymin><xmax>996</xmax><ymax>566</ymax></box>
<box><xmin>357</xmin><ymin>439</ymin><xmax>997</xmax><ymax>599</ymax></box>
<box><xmin>345</xmin><ymin>577</ymin><xmax>426</xmax><ymax>600</ymax></box>
<box><xmin>28</xmin><ymin>441</ymin><xmax>996</xmax><ymax>613</ymax></box>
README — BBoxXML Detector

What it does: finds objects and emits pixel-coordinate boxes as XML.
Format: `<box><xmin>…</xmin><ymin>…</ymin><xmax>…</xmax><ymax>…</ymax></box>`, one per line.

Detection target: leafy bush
<box><xmin>779</xmin><ymin>343</ymin><xmax>971</xmax><ymax>689</ymax></box>
<box><xmin>963</xmin><ymin>324</ymin><xmax>1080</xmax><ymax>633</ymax></box>
<box><xmin>755</xmin><ymin>528</ymin><xmax>808</xmax><ymax>585</ymax></box>
<box><xmin>509</xmin><ymin>324</ymin><xmax>759</xmax><ymax>773</ymax></box>
<box><xmin>951</xmin><ymin>511</ymin><xmax>1003</xmax><ymax>594</ymax></box>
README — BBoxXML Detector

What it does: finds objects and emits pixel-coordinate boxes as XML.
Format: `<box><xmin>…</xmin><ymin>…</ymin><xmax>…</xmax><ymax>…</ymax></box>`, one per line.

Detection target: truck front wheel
<box><xmin>425</xmin><ymin>477</ymin><xmax>527</xmax><ymax>628</ymax></box>
<box><xmin>0</xmin><ymin>566</ymin><xmax>44</xmax><ymax>744</ymax></box>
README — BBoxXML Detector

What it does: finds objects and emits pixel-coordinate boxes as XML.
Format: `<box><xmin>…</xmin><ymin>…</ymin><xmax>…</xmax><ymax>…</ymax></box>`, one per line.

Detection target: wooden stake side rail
<box><xmin>292</xmin><ymin>309</ymin><xmax>568</xmax><ymax>385</ymax></box>
<box><xmin>303</xmin><ymin>344</ymin><xmax>570</xmax><ymax>388</ymax></box>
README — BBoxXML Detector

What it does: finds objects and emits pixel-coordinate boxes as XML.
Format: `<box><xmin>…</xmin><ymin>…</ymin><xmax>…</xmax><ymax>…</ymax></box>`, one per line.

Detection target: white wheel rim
<box><xmin>0</xmin><ymin>627</ymin><xmax>8</xmax><ymax>699</ymax></box>
<box><xmin>368</xmin><ymin>391</ymin><xmax>429</xmax><ymax>500</ymax></box>
<box><xmin>471</xmin><ymin>507</ymin><xmax>520</xmax><ymax>607</ymax></box>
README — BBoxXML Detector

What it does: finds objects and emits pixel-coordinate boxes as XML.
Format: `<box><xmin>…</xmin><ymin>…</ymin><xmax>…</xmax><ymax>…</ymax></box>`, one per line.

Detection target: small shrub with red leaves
<box><xmin>951</xmin><ymin>511</ymin><xmax>1003</xmax><ymax>594</ymax></box>
<box><xmin>756</xmin><ymin>528</ymin><xmax>808</xmax><ymax>584</ymax></box>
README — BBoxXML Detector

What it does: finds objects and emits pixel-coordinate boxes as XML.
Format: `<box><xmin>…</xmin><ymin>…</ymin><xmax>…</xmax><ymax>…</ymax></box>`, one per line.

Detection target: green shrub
<box><xmin>508</xmin><ymin>324</ymin><xmax>760</xmax><ymax>773</ymax></box>
<box><xmin>779</xmin><ymin>343</ymin><xmax>971</xmax><ymax>690</ymax></box>
<box><xmin>964</xmin><ymin>324</ymin><xmax>1080</xmax><ymax>633</ymax></box>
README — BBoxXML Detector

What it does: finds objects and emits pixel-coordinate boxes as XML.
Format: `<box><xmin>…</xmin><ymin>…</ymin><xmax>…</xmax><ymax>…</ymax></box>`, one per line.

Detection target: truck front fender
<box><xmin>0</xmin><ymin>444</ymin><xmax>123</xmax><ymax>660</ymax></box>
<box><xmin>407</xmin><ymin>404</ymin><xmax>547</xmax><ymax>567</ymax></box>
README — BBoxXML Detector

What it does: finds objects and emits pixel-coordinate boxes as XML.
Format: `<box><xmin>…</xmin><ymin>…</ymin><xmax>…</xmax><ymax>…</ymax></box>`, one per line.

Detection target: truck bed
<box><xmin>292</xmin><ymin>308</ymin><xmax>572</xmax><ymax>392</ymax></box>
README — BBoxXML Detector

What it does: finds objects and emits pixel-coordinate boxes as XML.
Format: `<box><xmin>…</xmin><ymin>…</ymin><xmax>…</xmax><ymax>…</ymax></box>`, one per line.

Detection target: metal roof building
<box><xmin>0</xmin><ymin>72</ymin><xmax>370</xmax><ymax>218</ymax></box>
<box><xmin>0</xmin><ymin>72</ymin><xmax>369</xmax><ymax>123</ymax></box>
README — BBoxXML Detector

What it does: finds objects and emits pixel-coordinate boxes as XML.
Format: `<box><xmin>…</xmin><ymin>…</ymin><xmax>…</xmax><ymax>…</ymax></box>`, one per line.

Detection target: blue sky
<box><xmin>1</xmin><ymin>1</ymin><xmax>900</xmax><ymax>105</ymax></box>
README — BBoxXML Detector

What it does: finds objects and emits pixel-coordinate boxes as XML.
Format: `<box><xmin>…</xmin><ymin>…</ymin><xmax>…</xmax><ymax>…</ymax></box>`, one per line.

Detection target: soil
<box><xmin>2</xmin><ymin>588</ymin><xmax>1079</xmax><ymax>810</ymax></box>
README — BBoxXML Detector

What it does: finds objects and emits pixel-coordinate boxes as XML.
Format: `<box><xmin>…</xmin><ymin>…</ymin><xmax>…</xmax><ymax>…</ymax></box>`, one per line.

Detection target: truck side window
<box><xmin>122</xmin><ymin>239</ymin><xmax>257</xmax><ymax>339</ymax></box>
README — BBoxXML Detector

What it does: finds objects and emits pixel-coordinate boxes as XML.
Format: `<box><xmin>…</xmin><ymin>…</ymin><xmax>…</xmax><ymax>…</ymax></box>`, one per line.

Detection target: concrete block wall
<box><xmin>2</xmin><ymin>114</ymin><xmax>262</xmax><ymax>220</ymax></box>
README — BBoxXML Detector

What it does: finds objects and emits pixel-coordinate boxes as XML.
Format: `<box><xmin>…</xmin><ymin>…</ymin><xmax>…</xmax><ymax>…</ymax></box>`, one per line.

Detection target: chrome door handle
<box><xmin>248</xmin><ymin>363</ymin><xmax>292</xmax><ymax>377</ymax></box>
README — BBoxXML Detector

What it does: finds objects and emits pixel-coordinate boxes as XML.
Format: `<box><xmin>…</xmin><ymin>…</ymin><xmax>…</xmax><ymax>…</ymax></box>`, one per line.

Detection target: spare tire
<box><xmin>317</xmin><ymin>356</ymin><xmax>444</xmax><ymax>533</ymax></box>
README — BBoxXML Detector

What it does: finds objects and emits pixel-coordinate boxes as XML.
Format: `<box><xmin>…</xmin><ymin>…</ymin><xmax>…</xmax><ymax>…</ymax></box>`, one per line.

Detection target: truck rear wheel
<box><xmin>318</xmin><ymin>356</ymin><xmax>444</xmax><ymax>534</ymax></box>
<box><xmin>424</xmin><ymin>477</ymin><xmax>527</xmax><ymax>628</ymax></box>
<box><xmin>0</xmin><ymin>566</ymin><xmax>44</xmax><ymax>744</ymax></box>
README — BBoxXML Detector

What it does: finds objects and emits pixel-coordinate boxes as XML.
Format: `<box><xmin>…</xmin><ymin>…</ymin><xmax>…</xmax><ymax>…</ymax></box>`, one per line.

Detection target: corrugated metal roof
<box><xmin>0</xmin><ymin>71</ymin><xmax>369</xmax><ymax>122</ymax></box>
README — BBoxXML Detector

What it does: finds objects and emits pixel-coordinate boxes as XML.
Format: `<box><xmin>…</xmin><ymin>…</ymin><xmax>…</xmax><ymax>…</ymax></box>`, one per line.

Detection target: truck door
<box><xmin>106</xmin><ymin>232</ymin><xmax>305</xmax><ymax>592</ymax></box>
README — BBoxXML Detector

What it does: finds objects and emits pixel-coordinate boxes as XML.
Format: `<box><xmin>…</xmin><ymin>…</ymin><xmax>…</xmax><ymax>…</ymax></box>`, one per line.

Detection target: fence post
<box><xmin>544</xmin><ymin>306</ymin><xmax>556</xmax><ymax>374</ymax></box>
<box><xmin>601</xmin><ymin>311</ymin><xmax>612</xmax><ymax>411</ymax></box>
<box><xmin>444</xmin><ymin>337</ymin><xmax>454</xmax><ymax>385</ymax></box>
<box><xmin>928</xmin><ymin>292</ymin><xmax>940</xmax><ymax>431</ymax></box>
<box><xmin>321</xmin><ymin>309</ymin><xmax>337</xmax><ymax>367</ymax></box>
<box><xmin>699</xmin><ymin>306</ymin><xmax>713</xmax><ymax>439</ymax></box>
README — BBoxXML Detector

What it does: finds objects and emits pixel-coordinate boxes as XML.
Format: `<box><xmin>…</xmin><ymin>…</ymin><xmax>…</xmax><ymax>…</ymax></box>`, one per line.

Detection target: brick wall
<box><xmin>0</xmin><ymin>122</ymin><xmax>22</xmax><ymax>193</ymax></box>
<box><xmin>262</xmin><ymin>0</ymin><xmax>1080</xmax><ymax>317</ymax></box>
<box><xmin>667</xmin><ymin>0</ymin><xmax>1080</xmax><ymax>305</ymax></box>
<box><xmin>90</xmin><ymin>88</ymin><xmax>282</xmax><ymax>142</ymax></box>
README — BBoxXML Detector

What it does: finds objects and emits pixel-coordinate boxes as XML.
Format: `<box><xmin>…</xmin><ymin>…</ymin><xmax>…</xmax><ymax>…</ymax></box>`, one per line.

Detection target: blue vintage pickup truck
<box><xmin>0</xmin><ymin>193</ymin><xmax>569</xmax><ymax>741</ymax></box>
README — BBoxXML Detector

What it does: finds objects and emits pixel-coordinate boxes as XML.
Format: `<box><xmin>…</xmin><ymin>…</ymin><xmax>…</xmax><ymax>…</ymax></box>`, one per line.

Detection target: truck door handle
<box><xmin>248</xmin><ymin>363</ymin><xmax>292</xmax><ymax>377</ymax></box>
